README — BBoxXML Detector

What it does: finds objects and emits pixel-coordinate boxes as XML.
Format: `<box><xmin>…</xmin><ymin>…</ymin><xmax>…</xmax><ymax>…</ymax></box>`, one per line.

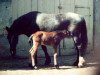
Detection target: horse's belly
<box><xmin>41</xmin><ymin>40</ymin><xmax>53</xmax><ymax>46</ymax></box>
<box><xmin>36</xmin><ymin>13</ymin><xmax>59</xmax><ymax>31</ymax></box>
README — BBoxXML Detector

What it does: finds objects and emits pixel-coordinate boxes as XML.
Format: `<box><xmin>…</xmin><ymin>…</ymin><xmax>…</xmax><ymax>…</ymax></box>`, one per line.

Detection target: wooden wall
<box><xmin>0</xmin><ymin>0</ymin><xmax>12</xmax><ymax>34</ymax></box>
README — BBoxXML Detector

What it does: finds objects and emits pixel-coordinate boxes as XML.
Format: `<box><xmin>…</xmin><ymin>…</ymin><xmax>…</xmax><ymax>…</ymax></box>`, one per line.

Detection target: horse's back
<box><xmin>12</xmin><ymin>11</ymin><xmax>40</xmax><ymax>27</ymax></box>
<box><xmin>65</xmin><ymin>12</ymin><xmax>84</xmax><ymax>22</ymax></box>
<box><xmin>10</xmin><ymin>11</ymin><xmax>41</xmax><ymax>35</ymax></box>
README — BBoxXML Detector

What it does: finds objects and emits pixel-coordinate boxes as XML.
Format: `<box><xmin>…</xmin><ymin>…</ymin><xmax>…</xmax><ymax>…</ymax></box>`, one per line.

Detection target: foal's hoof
<box><xmin>29</xmin><ymin>64</ymin><xmax>37</xmax><ymax>69</ymax></box>
<box><xmin>28</xmin><ymin>63</ymin><xmax>37</xmax><ymax>69</ymax></box>
<box><xmin>54</xmin><ymin>65</ymin><xmax>59</xmax><ymax>69</ymax></box>
<box><xmin>32</xmin><ymin>66</ymin><xmax>38</xmax><ymax>69</ymax></box>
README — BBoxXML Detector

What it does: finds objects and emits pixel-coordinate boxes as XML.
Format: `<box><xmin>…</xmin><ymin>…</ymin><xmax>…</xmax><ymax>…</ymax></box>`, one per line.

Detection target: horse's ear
<box><xmin>5</xmin><ymin>26</ymin><xmax>10</xmax><ymax>32</ymax></box>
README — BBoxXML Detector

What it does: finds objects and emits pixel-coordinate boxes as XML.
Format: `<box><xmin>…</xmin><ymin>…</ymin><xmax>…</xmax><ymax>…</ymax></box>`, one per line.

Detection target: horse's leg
<box><xmin>53</xmin><ymin>47</ymin><xmax>59</xmax><ymax>69</ymax></box>
<box><xmin>28</xmin><ymin>47</ymin><xmax>37</xmax><ymax>67</ymax></box>
<box><xmin>29</xmin><ymin>42</ymin><xmax>39</xmax><ymax>69</ymax></box>
<box><xmin>73</xmin><ymin>36</ymin><xmax>85</xmax><ymax>67</ymax></box>
<box><xmin>73</xmin><ymin>36</ymin><xmax>79</xmax><ymax>66</ymax></box>
<box><xmin>41</xmin><ymin>45</ymin><xmax>51</xmax><ymax>65</ymax></box>
<box><xmin>10</xmin><ymin>35</ymin><xmax>18</xmax><ymax>57</ymax></box>
<box><xmin>29</xmin><ymin>46</ymin><xmax>37</xmax><ymax>69</ymax></box>
<box><xmin>29</xmin><ymin>47</ymin><xmax>33</xmax><ymax>67</ymax></box>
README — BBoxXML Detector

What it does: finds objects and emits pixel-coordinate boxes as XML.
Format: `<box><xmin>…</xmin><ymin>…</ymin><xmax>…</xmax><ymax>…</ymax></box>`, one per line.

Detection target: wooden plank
<box><xmin>17</xmin><ymin>0</ymin><xmax>24</xmax><ymax>17</ymax></box>
<box><xmin>60</xmin><ymin>0</ymin><xmax>75</xmax><ymax>13</ymax></box>
<box><xmin>88</xmin><ymin>0</ymin><xmax>94</xmax><ymax>50</ymax></box>
<box><xmin>12</xmin><ymin>0</ymin><xmax>18</xmax><ymax>20</ymax></box>
<box><xmin>16</xmin><ymin>0</ymin><xmax>32</xmax><ymax>17</ymax></box>
<box><xmin>75</xmin><ymin>0</ymin><xmax>89</xmax><ymax>7</ymax></box>
<box><xmin>54</xmin><ymin>0</ymin><xmax>59</xmax><ymax>14</ymax></box>
<box><xmin>31</xmin><ymin>0</ymin><xmax>38</xmax><ymax>11</ymax></box>
<box><xmin>24</xmin><ymin>0</ymin><xmax>32</xmax><ymax>13</ymax></box>
<box><xmin>0</xmin><ymin>1</ymin><xmax>12</xmax><ymax>34</ymax></box>
<box><xmin>37</xmin><ymin>0</ymin><xmax>55</xmax><ymax>13</ymax></box>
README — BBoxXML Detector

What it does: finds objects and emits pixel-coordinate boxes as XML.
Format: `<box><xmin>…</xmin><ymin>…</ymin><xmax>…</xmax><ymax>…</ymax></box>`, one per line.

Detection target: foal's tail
<box><xmin>80</xmin><ymin>18</ymin><xmax>88</xmax><ymax>55</ymax></box>
<box><xmin>28</xmin><ymin>34</ymin><xmax>34</xmax><ymax>45</ymax></box>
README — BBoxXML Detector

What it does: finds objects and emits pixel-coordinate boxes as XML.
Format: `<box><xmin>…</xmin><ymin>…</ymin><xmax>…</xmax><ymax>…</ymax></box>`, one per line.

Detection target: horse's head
<box><xmin>6</xmin><ymin>26</ymin><xmax>17</xmax><ymax>57</ymax></box>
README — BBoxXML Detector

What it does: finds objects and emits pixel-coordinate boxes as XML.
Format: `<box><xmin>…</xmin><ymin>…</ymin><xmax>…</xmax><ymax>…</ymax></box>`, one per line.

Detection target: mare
<box><xmin>6</xmin><ymin>11</ymin><xmax>88</xmax><ymax>67</ymax></box>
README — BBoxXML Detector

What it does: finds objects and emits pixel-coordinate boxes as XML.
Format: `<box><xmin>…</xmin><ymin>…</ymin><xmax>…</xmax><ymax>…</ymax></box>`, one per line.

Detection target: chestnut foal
<box><xmin>29</xmin><ymin>30</ymin><xmax>69</xmax><ymax>69</ymax></box>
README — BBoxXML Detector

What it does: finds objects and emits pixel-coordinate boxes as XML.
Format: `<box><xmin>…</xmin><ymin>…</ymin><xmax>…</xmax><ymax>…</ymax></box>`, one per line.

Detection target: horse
<box><xmin>6</xmin><ymin>11</ymin><xmax>88</xmax><ymax>67</ymax></box>
<box><xmin>28</xmin><ymin>30</ymin><xmax>70</xmax><ymax>69</ymax></box>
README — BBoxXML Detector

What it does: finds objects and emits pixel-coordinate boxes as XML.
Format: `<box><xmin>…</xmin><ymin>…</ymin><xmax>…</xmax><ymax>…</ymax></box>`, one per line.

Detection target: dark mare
<box><xmin>6</xmin><ymin>11</ymin><xmax>88</xmax><ymax>67</ymax></box>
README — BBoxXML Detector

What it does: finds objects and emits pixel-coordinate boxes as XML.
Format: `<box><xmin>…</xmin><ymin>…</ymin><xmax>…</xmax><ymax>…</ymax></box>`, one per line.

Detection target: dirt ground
<box><xmin>0</xmin><ymin>33</ymin><xmax>100</xmax><ymax>75</ymax></box>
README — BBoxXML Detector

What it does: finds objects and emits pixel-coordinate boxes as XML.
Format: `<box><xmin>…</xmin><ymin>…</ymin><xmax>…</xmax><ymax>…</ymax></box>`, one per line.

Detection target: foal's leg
<box><xmin>41</xmin><ymin>45</ymin><xmax>51</xmax><ymax>65</ymax></box>
<box><xmin>73</xmin><ymin>36</ymin><xmax>85</xmax><ymax>67</ymax></box>
<box><xmin>29</xmin><ymin>47</ymin><xmax>37</xmax><ymax>67</ymax></box>
<box><xmin>29</xmin><ymin>42</ymin><xmax>39</xmax><ymax>69</ymax></box>
<box><xmin>53</xmin><ymin>47</ymin><xmax>59</xmax><ymax>69</ymax></box>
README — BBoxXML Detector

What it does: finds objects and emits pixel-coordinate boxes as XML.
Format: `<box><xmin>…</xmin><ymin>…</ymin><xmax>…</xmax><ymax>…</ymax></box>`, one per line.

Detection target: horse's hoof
<box><xmin>10</xmin><ymin>51</ymin><xmax>16</xmax><ymax>57</ymax></box>
<box><xmin>54</xmin><ymin>65</ymin><xmax>59</xmax><ymax>69</ymax></box>
<box><xmin>78</xmin><ymin>57</ymin><xmax>85</xmax><ymax>68</ymax></box>
<box><xmin>78</xmin><ymin>62</ymin><xmax>85</xmax><ymax>68</ymax></box>
<box><xmin>78</xmin><ymin>64</ymin><xmax>83</xmax><ymax>68</ymax></box>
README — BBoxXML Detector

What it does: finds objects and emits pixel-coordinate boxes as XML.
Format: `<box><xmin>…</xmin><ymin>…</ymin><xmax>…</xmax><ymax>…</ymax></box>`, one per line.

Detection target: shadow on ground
<box><xmin>0</xmin><ymin>53</ymin><xmax>99</xmax><ymax>71</ymax></box>
<box><xmin>0</xmin><ymin>55</ymin><xmax>78</xmax><ymax>70</ymax></box>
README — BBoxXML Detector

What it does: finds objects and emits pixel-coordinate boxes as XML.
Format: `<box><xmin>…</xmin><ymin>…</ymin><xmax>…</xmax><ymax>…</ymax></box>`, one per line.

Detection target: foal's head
<box><xmin>57</xmin><ymin>30</ymin><xmax>70</xmax><ymax>38</ymax></box>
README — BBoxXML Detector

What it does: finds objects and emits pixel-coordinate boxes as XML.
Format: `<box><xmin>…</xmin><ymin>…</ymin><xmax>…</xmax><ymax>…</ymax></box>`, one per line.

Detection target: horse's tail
<box><xmin>80</xmin><ymin>18</ymin><xmax>88</xmax><ymax>55</ymax></box>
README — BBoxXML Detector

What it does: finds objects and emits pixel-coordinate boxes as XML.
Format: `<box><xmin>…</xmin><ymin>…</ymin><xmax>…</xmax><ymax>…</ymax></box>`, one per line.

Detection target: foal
<box><xmin>29</xmin><ymin>30</ymin><xmax>69</xmax><ymax>69</ymax></box>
